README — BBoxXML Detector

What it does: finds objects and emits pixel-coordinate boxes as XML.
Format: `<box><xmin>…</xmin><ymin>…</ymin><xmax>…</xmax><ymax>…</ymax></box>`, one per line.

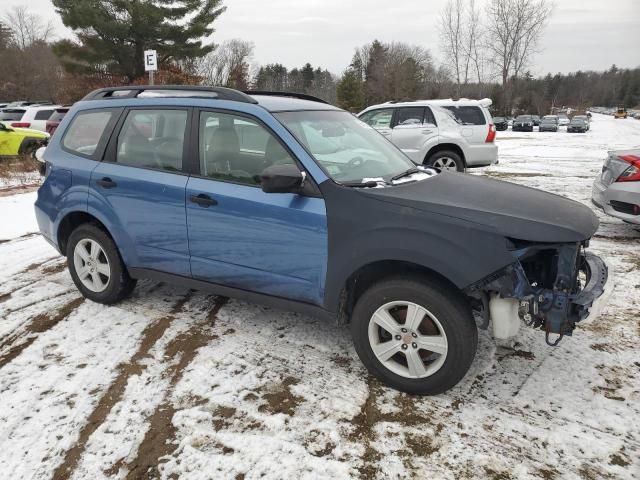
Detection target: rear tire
<box><xmin>66</xmin><ymin>224</ymin><xmax>137</xmax><ymax>304</ymax></box>
<box><xmin>350</xmin><ymin>276</ymin><xmax>477</xmax><ymax>395</ymax></box>
<box><xmin>426</xmin><ymin>150</ymin><xmax>464</xmax><ymax>172</ymax></box>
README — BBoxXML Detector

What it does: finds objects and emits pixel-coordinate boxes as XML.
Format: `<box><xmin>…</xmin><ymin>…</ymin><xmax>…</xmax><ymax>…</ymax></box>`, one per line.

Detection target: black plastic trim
<box><xmin>82</xmin><ymin>85</ymin><xmax>258</xmax><ymax>104</ymax></box>
<box><xmin>128</xmin><ymin>268</ymin><xmax>334</xmax><ymax>321</ymax></box>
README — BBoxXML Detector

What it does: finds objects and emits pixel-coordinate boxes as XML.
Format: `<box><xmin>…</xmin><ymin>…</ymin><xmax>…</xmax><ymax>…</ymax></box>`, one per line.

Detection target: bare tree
<box><xmin>439</xmin><ymin>0</ymin><xmax>466</xmax><ymax>95</ymax></box>
<box><xmin>462</xmin><ymin>0</ymin><xmax>485</xmax><ymax>87</ymax></box>
<box><xmin>485</xmin><ymin>0</ymin><xmax>553</xmax><ymax>113</ymax></box>
<box><xmin>3</xmin><ymin>6</ymin><xmax>54</xmax><ymax>49</ymax></box>
<box><xmin>198</xmin><ymin>39</ymin><xmax>254</xmax><ymax>89</ymax></box>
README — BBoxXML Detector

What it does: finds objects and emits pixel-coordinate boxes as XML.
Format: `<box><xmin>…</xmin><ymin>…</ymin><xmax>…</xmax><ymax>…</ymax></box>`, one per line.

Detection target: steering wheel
<box><xmin>152</xmin><ymin>139</ymin><xmax>182</xmax><ymax>170</ymax></box>
<box><xmin>348</xmin><ymin>156</ymin><xmax>365</xmax><ymax>169</ymax></box>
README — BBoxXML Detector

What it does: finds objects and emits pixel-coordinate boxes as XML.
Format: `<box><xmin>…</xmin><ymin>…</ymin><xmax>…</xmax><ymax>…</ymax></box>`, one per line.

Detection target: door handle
<box><xmin>190</xmin><ymin>193</ymin><xmax>217</xmax><ymax>207</ymax></box>
<box><xmin>421</xmin><ymin>129</ymin><xmax>433</xmax><ymax>134</ymax></box>
<box><xmin>96</xmin><ymin>177</ymin><xmax>117</xmax><ymax>189</ymax></box>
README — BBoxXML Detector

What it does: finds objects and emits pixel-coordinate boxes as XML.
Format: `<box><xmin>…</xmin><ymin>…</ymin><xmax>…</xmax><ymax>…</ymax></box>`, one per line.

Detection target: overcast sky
<box><xmin>4</xmin><ymin>0</ymin><xmax>639</xmax><ymax>76</ymax></box>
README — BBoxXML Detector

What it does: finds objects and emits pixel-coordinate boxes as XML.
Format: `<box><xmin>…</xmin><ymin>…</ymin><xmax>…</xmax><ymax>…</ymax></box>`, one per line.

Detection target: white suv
<box><xmin>358</xmin><ymin>98</ymin><xmax>498</xmax><ymax>171</ymax></box>
<box><xmin>12</xmin><ymin>105</ymin><xmax>60</xmax><ymax>132</ymax></box>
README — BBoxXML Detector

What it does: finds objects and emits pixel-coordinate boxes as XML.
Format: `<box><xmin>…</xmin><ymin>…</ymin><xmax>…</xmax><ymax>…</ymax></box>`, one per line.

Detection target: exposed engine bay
<box><xmin>466</xmin><ymin>240</ymin><xmax>609</xmax><ymax>346</ymax></box>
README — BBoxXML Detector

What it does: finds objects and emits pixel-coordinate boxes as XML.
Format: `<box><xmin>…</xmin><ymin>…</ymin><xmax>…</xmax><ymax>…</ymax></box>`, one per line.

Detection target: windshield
<box><xmin>275</xmin><ymin>110</ymin><xmax>416</xmax><ymax>184</ymax></box>
<box><xmin>516</xmin><ymin>115</ymin><xmax>531</xmax><ymax>120</ymax></box>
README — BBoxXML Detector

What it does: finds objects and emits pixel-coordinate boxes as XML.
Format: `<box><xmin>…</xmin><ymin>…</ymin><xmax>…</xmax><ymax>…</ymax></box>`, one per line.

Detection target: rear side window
<box><xmin>116</xmin><ymin>109</ymin><xmax>188</xmax><ymax>172</ymax></box>
<box><xmin>34</xmin><ymin>109</ymin><xmax>54</xmax><ymax>120</ymax></box>
<box><xmin>48</xmin><ymin>109</ymin><xmax>69</xmax><ymax>122</ymax></box>
<box><xmin>63</xmin><ymin>111</ymin><xmax>114</xmax><ymax>156</ymax></box>
<box><xmin>395</xmin><ymin>107</ymin><xmax>425</xmax><ymax>126</ymax></box>
<box><xmin>443</xmin><ymin>106</ymin><xmax>486</xmax><ymax>125</ymax></box>
<box><xmin>424</xmin><ymin>107</ymin><xmax>436</xmax><ymax>125</ymax></box>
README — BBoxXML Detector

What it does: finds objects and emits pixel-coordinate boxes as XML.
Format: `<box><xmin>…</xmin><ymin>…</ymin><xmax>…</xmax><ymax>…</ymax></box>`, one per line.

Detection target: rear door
<box><xmin>89</xmin><ymin>107</ymin><xmax>192</xmax><ymax>276</ymax></box>
<box><xmin>442</xmin><ymin>106</ymin><xmax>487</xmax><ymax>144</ymax></box>
<box><xmin>185</xmin><ymin>109</ymin><xmax>327</xmax><ymax>305</ymax></box>
<box><xmin>390</xmin><ymin>106</ymin><xmax>438</xmax><ymax>162</ymax></box>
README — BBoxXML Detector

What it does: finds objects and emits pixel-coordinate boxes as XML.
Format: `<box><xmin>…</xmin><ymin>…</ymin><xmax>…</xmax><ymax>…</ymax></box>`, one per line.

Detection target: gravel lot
<box><xmin>0</xmin><ymin>113</ymin><xmax>638</xmax><ymax>479</ymax></box>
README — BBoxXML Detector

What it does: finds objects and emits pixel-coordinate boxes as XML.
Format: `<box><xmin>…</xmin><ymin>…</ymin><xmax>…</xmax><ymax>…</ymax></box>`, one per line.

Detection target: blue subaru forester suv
<box><xmin>35</xmin><ymin>86</ymin><xmax>608</xmax><ymax>394</ymax></box>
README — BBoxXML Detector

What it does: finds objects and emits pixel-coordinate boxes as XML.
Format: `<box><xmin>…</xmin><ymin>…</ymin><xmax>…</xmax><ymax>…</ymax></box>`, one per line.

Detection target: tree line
<box><xmin>0</xmin><ymin>1</ymin><xmax>638</xmax><ymax>114</ymax></box>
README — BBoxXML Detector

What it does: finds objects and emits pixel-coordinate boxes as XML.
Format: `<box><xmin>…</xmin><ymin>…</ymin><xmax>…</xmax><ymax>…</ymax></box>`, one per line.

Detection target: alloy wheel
<box><xmin>368</xmin><ymin>301</ymin><xmax>448</xmax><ymax>379</ymax></box>
<box><xmin>431</xmin><ymin>157</ymin><xmax>458</xmax><ymax>171</ymax></box>
<box><xmin>73</xmin><ymin>238</ymin><xmax>111</xmax><ymax>293</ymax></box>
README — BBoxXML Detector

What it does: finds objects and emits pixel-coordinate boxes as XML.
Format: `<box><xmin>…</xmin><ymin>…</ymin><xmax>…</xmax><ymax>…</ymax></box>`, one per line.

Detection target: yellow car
<box><xmin>0</xmin><ymin>121</ymin><xmax>49</xmax><ymax>157</ymax></box>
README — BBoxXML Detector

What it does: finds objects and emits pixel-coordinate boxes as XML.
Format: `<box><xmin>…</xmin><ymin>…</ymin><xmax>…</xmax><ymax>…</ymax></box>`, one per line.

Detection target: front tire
<box><xmin>426</xmin><ymin>150</ymin><xmax>464</xmax><ymax>172</ymax></box>
<box><xmin>350</xmin><ymin>276</ymin><xmax>477</xmax><ymax>395</ymax></box>
<box><xmin>67</xmin><ymin>224</ymin><xmax>137</xmax><ymax>304</ymax></box>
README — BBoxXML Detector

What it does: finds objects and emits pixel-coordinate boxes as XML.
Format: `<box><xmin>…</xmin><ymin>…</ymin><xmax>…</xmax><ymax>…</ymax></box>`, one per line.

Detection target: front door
<box><xmin>89</xmin><ymin>108</ymin><xmax>191</xmax><ymax>276</ymax></box>
<box><xmin>390</xmin><ymin>106</ymin><xmax>438</xmax><ymax>163</ymax></box>
<box><xmin>186</xmin><ymin>110</ymin><xmax>327</xmax><ymax>305</ymax></box>
<box><xmin>359</xmin><ymin>108</ymin><xmax>395</xmax><ymax>139</ymax></box>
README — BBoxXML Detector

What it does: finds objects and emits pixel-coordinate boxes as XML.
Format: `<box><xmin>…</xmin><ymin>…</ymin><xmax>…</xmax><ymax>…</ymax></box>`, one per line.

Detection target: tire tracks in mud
<box><xmin>51</xmin><ymin>293</ymin><xmax>228</xmax><ymax>480</ymax></box>
<box><xmin>348</xmin><ymin>377</ymin><xmax>453</xmax><ymax>478</ymax></box>
<box><xmin>0</xmin><ymin>257</ymin><xmax>66</xmax><ymax>305</ymax></box>
<box><xmin>0</xmin><ymin>296</ymin><xmax>84</xmax><ymax>369</ymax></box>
<box><xmin>51</xmin><ymin>291</ymin><xmax>195</xmax><ymax>480</ymax></box>
<box><xmin>124</xmin><ymin>296</ymin><xmax>228</xmax><ymax>479</ymax></box>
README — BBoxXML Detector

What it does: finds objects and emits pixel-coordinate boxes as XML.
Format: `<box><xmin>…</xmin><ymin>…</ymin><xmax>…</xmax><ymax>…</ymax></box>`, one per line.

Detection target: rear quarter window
<box><xmin>443</xmin><ymin>106</ymin><xmax>486</xmax><ymax>125</ymax></box>
<box><xmin>34</xmin><ymin>109</ymin><xmax>54</xmax><ymax>120</ymax></box>
<box><xmin>48</xmin><ymin>110</ymin><xmax>69</xmax><ymax>122</ymax></box>
<box><xmin>0</xmin><ymin>109</ymin><xmax>25</xmax><ymax>121</ymax></box>
<box><xmin>63</xmin><ymin>110</ymin><xmax>114</xmax><ymax>157</ymax></box>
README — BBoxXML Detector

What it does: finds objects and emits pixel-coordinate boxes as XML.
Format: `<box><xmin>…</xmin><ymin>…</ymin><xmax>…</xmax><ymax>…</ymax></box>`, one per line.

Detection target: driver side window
<box><xmin>116</xmin><ymin>109</ymin><xmax>187</xmax><ymax>172</ymax></box>
<box><xmin>199</xmin><ymin>111</ymin><xmax>295</xmax><ymax>186</ymax></box>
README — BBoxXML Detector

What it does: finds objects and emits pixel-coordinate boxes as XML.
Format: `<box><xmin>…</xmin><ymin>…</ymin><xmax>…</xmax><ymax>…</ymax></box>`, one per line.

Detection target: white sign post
<box><xmin>144</xmin><ymin>49</ymin><xmax>158</xmax><ymax>85</ymax></box>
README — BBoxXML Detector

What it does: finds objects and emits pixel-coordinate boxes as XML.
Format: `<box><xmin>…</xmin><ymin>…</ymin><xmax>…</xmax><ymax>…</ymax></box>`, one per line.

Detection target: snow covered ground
<box><xmin>0</xmin><ymin>113</ymin><xmax>638</xmax><ymax>479</ymax></box>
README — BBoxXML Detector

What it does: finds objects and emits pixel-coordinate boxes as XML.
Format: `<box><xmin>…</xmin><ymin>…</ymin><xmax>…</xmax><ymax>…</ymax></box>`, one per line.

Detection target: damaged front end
<box><xmin>466</xmin><ymin>240</ymin><xmax>609</xmax><ymax>346</ymax></box>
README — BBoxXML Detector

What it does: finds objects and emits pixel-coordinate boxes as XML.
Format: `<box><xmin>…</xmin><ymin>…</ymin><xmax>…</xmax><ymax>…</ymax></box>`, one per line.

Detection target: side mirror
<box><xmin>260</xmin><ymin>164</ymin><xmax>304</xmax><ymax>194</ymax></box>
<box><xmin>35</xmin><ymin>146</ymin><xmax>46</xmax><ymax>163</ymax></box>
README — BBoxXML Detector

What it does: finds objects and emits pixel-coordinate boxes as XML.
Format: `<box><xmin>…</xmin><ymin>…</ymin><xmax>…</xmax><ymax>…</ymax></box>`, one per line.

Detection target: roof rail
<box><xmin>244</xmin><ymin>90</ymin><xmax>329</xmax><ymax>105</ymax></box>
<box><xmin>81</xmin><ymin>85</ymin><xmax>258</xmax><ymax>104</ymax></box>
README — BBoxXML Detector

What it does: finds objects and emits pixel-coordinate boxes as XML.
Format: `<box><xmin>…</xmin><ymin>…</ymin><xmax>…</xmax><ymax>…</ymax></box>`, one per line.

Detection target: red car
<box><xmin>45</xmin><ymin>106</ymin><xmax>71</xmax><ymax>135</ymax></box>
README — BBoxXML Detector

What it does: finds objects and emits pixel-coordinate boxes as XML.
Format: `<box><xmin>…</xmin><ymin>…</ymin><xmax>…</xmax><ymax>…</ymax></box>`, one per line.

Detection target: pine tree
<box><xmin>337</xmin><ymin>69</ymin><xmax>364</xmax><ymax>112</ymax></box>
<box><xmin>51</xmin><ymin>0</ymin><xmax>226</xmax><ymax>81</ymax></box>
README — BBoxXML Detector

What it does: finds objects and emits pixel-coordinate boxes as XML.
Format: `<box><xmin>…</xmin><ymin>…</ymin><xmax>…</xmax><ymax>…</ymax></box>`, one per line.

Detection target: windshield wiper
<box><xmin>391</xmin><ymin>167</ymin><xmax>420</xmax><ymax>182</ymax></box>
<box><xmin>341</xmin><ymin>180</ymin><xmax>382</xmax><ymax>188</ymax></box>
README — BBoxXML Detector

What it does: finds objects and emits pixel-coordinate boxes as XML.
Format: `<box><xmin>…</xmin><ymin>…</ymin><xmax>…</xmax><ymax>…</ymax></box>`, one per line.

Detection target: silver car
<box><xmin>592</xmin><ymin>149</ymin><xmax>640</xmax><ymax>224</ymax></box>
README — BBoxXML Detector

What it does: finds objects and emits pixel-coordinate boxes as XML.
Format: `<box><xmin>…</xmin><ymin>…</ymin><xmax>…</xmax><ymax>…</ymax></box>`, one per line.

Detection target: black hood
<box><xmin>361</xmin><ymin>171</ymin><xmax>599</xmax><ymax>242</ymax></box>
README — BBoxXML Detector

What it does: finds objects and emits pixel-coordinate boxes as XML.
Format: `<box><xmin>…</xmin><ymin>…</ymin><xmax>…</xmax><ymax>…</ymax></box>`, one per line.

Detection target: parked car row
<box><xmin>494</xmin><ymin>113</ymin><xmax>591</xmax><ymax>133</ymax></box>
<box><xmin>0</xmin><ymin>101</ymin><xmax>70</xmax><ymax>158</ymax></box>
<box><xmin>0</xmin><ymin>101</ymin><xmax>70</xmax><ymax>133</ymax></box>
